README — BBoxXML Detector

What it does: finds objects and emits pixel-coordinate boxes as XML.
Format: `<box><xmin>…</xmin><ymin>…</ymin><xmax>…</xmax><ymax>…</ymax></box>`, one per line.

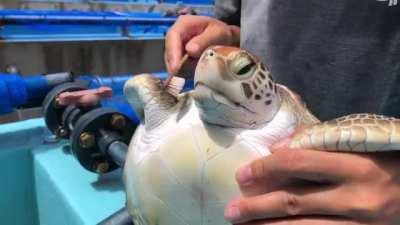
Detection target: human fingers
<box><xmin>236</xmin><ymin>149</ymin><xmax>349</xmax><ymax>196</ymax></box>
<box><xmin>185</xmin><ymin>22</ymin><xmax>240</xmax><ymax>58</ymax></box>
<box><xmin>225</xmin><ymin>186</ymin><xmax>351</xmax><ymax>223</ymax></box>
<box><xmin>236</xmin><ymin>216</ymin><xmax>364</xmax><ymax>225</ymax></box>
<box><xmin>165</xmin><ymin>15</ymin><xmax>212</xmax><ymax>74</ymax></box>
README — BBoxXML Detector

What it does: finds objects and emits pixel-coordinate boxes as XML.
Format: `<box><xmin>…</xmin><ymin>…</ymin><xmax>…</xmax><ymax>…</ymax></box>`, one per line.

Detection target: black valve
<box><xmin>42</xmin><ymin>82</ymin><xmax>90</xmax><ymax>138</ymax></box>
<box><xmin>43</xmin><ymin>82</ymin><xmax>136</xmax><ymax>174</ymax></box>
<box><xmin>70</xmin><ymin>108</ymin><xmax>135</xmax><ymax>174</ymax></box>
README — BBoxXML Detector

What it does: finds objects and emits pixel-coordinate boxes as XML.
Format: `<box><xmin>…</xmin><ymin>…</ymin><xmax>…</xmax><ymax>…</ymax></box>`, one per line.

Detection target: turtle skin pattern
<box><xmin>291</xmin><ymin>113</ymin><xmax>400</xmax><ymax>152</ymax></box>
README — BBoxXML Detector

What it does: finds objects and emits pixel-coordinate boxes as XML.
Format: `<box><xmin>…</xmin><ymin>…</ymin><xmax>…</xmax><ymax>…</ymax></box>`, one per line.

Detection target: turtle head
<box><xmin>193</xmin><ymin>46</ymin><xmax>281</xmax><ymax>128</ymax></box>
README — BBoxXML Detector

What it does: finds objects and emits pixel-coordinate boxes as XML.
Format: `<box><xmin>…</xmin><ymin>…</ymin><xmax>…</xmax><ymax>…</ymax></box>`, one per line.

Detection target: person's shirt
<box><xmin>215</xmin><ymin>0</ymin><xmax>400</xmax><ymax>121</ymax></box>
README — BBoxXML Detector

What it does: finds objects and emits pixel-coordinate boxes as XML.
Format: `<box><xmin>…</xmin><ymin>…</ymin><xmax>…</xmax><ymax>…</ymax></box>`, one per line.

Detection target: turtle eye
<box><xmin>230</xmin><ymin>54</ymin><xmax>256</xmax><ymax>77</ymax></box>
<box><xmin>237</xmin><ymin>62</ymin><xmax>255</xmax><ymax>75</ymax></box>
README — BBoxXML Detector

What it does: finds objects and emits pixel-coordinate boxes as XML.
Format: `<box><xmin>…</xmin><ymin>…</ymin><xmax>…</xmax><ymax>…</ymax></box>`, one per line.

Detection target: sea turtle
<box><xmin>122</xmin><ymin>46</ymin><xmax>400</xmax><ymax>225</ymax></box>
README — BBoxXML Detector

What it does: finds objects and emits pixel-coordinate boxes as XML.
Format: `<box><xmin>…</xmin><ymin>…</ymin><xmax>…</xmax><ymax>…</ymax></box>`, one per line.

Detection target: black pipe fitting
<box><xmin>97</xmin><ymin>207</ymin><xmax>133</xmax><ymax>225</ymax></box>
<box><xmin>98</xmin><ymin>129</ymin><xmax>128</xmax><ymax>167</ymax></box>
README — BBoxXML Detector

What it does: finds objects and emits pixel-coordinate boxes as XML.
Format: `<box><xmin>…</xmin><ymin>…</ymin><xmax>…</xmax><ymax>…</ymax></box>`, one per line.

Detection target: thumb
<box><xmin>185</xmin><ymin>24</ymin><xmax>232</xmax><ymax>58</ymax></box>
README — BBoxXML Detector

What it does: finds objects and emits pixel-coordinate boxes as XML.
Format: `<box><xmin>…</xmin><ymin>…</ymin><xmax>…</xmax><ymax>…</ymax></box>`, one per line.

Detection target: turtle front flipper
<box><xmin>124</xmin><ymin>74</ymin><xmax>185</xmax><ymax>130</ymax></box>
<box><xmin>290</xmin><ymin>114</ymin><xmax>400</xmax><ymax>152</ymax></box>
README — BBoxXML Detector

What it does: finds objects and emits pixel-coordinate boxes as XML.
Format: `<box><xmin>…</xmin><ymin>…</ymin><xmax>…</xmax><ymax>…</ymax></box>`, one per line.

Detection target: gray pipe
<box><xmin>108</xmin><ymin>141</ymin><xmax>128</xmax><ymax>167</ymax></box>
<box><xmin>97</xmin><ymin>207</ymin><xmax>133</xmax><ymax>225</ymax></box>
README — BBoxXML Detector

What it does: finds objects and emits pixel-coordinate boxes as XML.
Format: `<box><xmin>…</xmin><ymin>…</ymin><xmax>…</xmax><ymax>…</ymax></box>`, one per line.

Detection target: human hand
<box><xmin>224</xmin><ymin>140</ymin><xmax>400</xmax><ymax>225</ymax></box>
<box><xmin>164</xmin><ymin>15</ymin><xmax>240</xmax><ymax>75</ymax></box>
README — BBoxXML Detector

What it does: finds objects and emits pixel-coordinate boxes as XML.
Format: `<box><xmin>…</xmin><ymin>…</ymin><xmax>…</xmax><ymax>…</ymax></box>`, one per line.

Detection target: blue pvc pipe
<box><xmin>0</xmin><ymin>9</ymin><xmax>214</xmax><ymax>42</ymax></box>
<box><xmin>80</xmin><ymin>72</ymin><xmax>194</xmax><ymax>124</ymax></box>
<box><xmin>0</xmin><ymin>72</ymin><xmax>193</xmax><ymax>116</ymax></box>
<box><xmin>24</xmin><ymin>75</ymin><xmax>49</xmax><ymax>100</ymax></box>
<box><xmin>0</xmin><ymin>72</ymin><xmax>72</xmax><ymax>114</ymax></box>
<box><xmin>77</xmin><ymin>72</ymin><xmax>193</xmax><ymax>95</ymax></box>
<box><xmin>0</xmin><ymin>10</ymin><xmax>178</xmax><ymax>25</ymax></box>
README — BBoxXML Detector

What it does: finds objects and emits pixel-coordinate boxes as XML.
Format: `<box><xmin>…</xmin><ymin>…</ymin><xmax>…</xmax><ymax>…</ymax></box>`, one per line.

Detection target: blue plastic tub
<box><xmin>0</xmin><ymin>119</ymin><xmax>125</xmax><ymax>225</ymax></box>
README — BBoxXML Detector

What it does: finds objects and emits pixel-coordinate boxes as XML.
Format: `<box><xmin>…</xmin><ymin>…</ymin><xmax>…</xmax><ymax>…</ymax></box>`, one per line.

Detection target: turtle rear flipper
<box><xmin>124</xmin><ymin>74</ymin><xmax>185</xmax><ymax>130</ymax></box>
<box><xmin>290</xmin><ymin>113</ymin><xmax>400</xmax><ymax>152</ymax></box>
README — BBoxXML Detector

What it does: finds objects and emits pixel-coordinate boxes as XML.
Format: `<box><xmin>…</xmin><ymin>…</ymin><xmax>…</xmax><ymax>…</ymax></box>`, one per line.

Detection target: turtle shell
<box><xmin>123</xmin><ymin>94</ymin><xmax>269</xmax><ymax>225</ymax></box>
